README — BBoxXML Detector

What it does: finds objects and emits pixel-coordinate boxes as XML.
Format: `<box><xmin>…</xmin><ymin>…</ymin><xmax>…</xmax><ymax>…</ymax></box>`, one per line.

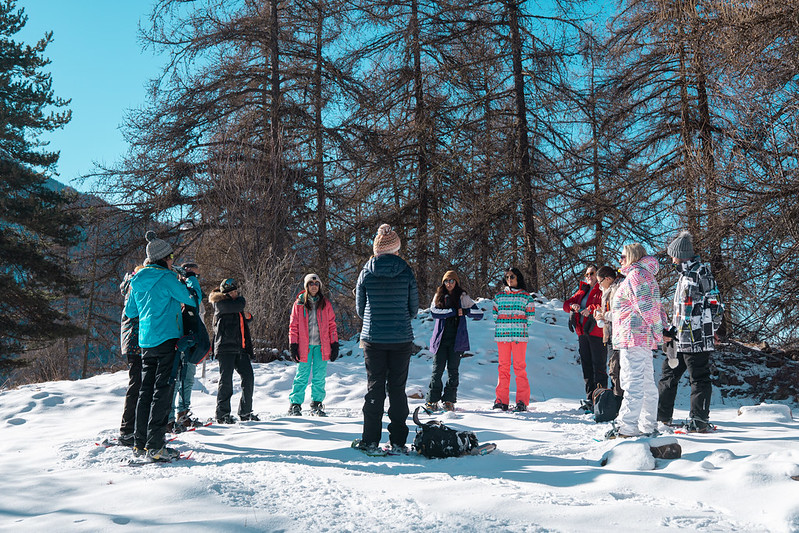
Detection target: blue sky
<box><xmin>18</xmin><ymin>1</ymin><xmax>163</xmax><ymax>192</ymax></box>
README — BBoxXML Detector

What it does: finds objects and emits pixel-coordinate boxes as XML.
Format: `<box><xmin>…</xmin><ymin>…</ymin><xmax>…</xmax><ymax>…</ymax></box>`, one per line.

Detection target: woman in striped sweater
<box><xmin>492</xmin><ymin>267</ymin><xmax>536</xmax><ymax>412</ymax></box>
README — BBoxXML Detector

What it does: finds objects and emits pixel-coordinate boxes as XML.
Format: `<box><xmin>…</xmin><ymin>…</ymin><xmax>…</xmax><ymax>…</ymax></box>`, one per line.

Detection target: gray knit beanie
<box><xmin>667</xmin><ymin>231</ymin><xmax>694</xmax><ymax>260</ymax></box>
<box><xmin>145</xmin><ymin>231</ymin><xmax>173</xmax><ymax>262</ymax></box>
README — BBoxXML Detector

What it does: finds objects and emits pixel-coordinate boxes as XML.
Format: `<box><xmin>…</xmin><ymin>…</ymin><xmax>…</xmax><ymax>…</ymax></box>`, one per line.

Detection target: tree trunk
<box><xmin>314</xmin><ymin>2</ymin><xmax>328</xmax><ymax>277</ymax></box>
<box><xmin>507</xmin><ymin>0</ymin><xmax>539</xmax><ymax>291</ymax></box>
<box><xmin>411</xmin><ymin>0</ymin><xmax>429</xmax><ymax>298</ymax></box>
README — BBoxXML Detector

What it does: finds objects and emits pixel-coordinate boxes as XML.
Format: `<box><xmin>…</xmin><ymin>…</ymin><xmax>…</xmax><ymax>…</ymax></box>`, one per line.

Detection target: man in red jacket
<box><xmin>564</xmin><ymin>265</ymin><xmax>607</xmax><ymax>411</ymax></box>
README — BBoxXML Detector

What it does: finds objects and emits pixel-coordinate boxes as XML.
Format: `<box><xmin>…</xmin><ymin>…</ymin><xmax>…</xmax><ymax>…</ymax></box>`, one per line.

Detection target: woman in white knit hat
<box><xmin>287</xmin><ymin>273</ymin><xmax>340</xmax><ymax>416</ymax></box>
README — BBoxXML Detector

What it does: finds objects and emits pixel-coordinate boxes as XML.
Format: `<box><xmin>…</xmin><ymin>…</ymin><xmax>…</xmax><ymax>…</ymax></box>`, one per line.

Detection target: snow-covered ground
<box><xmin>2</xmin><ymin>297</ymin><xmax>798</xmax><ymax>532</ymax></box>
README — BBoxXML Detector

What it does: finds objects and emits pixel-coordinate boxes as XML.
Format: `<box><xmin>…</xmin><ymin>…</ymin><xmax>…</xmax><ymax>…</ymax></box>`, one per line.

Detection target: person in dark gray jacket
<box><xmin>118</xmin><ymin>267</ymin><xmax>142</xmax><ymax>447</ymax></box>
<box><xmin>209</xmin><ymin>278</ymin><xmax>257</xmax><ymax>424</ymax></box>
<box><xmin>354</xmin><ymin>224</ymin><xmax>419</xmax><ymax>455</ymax></box>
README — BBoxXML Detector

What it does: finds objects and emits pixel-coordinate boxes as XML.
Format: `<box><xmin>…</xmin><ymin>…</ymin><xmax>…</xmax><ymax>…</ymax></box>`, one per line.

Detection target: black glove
<box><xmin>329</xmin><ymin>342</ymin><xmax>340</xmax><ymax>362</ymax></box>
<box><xmin>290</xmin><ymin>343</ymin><xmax>300</xmax><ymax>363</ymax></box>
<box><xmin>567</xmin><ymin>314</ymin><xmax>575</xmax><ymax>333</ymax></box>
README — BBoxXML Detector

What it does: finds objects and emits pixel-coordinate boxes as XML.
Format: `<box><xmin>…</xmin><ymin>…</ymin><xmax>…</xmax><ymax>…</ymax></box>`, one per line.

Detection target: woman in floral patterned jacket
<box><xmin>606</xmin><ymin>243</ymin><xmax>664</xmax><ymax>439</ymax></box>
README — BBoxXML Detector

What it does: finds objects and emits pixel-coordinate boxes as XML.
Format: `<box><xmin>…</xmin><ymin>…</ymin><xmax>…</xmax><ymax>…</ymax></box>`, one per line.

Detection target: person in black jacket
<box><xmin>117</xmin><ymin>266</ymin><xmax>142</xmax><ymax>446</ymax></box>
<box><xmin>209</xmin><ymin>278</ymin><xmax>258</xmax><ymax>424</ymax></box>
<box><xmin>353</xmin><ymin>224</ymin><xmax>419</xmax><ymax>455</ymax></box>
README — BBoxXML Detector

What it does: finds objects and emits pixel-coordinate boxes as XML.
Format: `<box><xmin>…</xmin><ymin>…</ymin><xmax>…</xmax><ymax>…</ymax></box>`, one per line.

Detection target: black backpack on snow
<box><xmin>412</xmin><ymin>407</ymin><xmax>478</xmax><ymax>458</ymax></box>
<box><xmin>592</xmin><ymin>385</ymin><xmax>619</xmax><ymax>423</ymax></box>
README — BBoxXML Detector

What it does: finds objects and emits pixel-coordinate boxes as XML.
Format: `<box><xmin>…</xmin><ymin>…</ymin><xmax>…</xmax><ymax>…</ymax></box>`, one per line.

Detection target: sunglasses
<box><xmin>443</xmin><ymin>279</ymin><xmax>456</xmax><ymax>284</ymax></box>
<box><xmin>168</xmin><ymin>253</ymin><xmax>174</xmax><ymax>260</ymax></box>
<box><xmin>307</xmin><ymin>281</ymin><xmax>320</xmax><ymax>286</ymax></box>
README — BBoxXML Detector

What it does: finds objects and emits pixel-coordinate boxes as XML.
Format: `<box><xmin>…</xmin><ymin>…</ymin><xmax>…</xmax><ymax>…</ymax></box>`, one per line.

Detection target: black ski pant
<box><xmin>579</xmin><ymin>334</ymin><xmax>608</xmax><ymax>401</ymax></box>
<box><xmin>216</xmin><ymin>349</ymin><xmax>254</xmax><ymax>419</ymax></box>
<box><xmin>426</xmin><ymin>342</ymin><xmax>461</xmax><ymax>404</ymax></box>
<box><xmin>120</xmin><ymin>349</ymin><xmax>142</xmax><ymax>435</ymax></box>
<box><xmin>361</xmin><ymin>341</ymin><xmax>412</xmax><ymax>447</ymax></box>
<box><xmin>657</xmin><ymin>351</ymin><xmax>712</xmax><ymax>423</ymax></box>
<box><xmin>134</xmin><ymin>339</ymin><xmax>177</xmax><ymax>450</ymax></box>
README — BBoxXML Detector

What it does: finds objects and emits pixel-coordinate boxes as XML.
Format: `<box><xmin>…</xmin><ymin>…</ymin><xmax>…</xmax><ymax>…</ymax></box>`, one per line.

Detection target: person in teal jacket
<box><xmin>124</xmin><ymin>231</ymin><xmax>195</xmax><ymax>462</ymax></box>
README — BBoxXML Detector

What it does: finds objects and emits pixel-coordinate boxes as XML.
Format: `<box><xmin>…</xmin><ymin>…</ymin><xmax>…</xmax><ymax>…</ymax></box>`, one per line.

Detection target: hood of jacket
<box><xmin>674</xmin><ymin>256</ymin><xmax>701</xmax><ymax>274</ymax></box>
<box><xmin>129</xmin><ymin>265</ymin><xmax>175</xmax><ymax>293</ymax></box>
<box><xmin>363</xmin><ymin>253</ymin><xmax>409</xmax><ymax>278</ymax></box>
<box><xmin>209</xmin><ymin>289</ymin><xmax>226</xmax><ymax>303</ymax></box>
<box><xmin>295</xmin><ymin>290</ymin><xmax>320</xmax><ymax>306</ymax></box>
<box><xmin>621</xmin><ymin>255</ymin><xmax>659</xmax><ymax>277</ymax></box>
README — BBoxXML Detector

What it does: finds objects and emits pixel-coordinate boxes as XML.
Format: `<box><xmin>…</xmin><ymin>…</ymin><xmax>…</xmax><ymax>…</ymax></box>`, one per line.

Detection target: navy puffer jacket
<box><xmin>356</xmin><ymin>254</ymin><xmax>419</xmax><ymax>343</ymax></box>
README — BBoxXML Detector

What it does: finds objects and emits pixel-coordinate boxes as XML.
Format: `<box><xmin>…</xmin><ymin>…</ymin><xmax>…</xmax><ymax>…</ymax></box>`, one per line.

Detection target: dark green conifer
<box><xmin>0</xmin><ymin>0</ymin><xmax>82</xmax><ymax>368</ymax></box>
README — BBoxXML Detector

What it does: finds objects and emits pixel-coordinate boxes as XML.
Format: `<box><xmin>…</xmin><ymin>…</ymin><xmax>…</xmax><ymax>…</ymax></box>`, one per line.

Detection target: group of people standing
<box><xmin>120</xmin><ymin>232</ymin><xmax>259</xmax><ymax>461</ymax></box>
<box><xmin>565</xmin><ymin>232</ymin><xmax>724</xmax><ymax>438</ymax></box>
<box><xmin>117</xmin><ymin>224</ymin><xmax>724</xmax><ymax>461</ymax></box>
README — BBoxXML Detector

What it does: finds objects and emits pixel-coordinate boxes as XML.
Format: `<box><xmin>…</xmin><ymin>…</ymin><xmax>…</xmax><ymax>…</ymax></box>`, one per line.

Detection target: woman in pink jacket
<box><xmin>288</xmin><ymin>273</ymin><xmax>339</xmax><ymax>416</ymax></box>
<box><xmin>606</xmin><ymin>243</ymin><xmax>664</xmax><ymax>439</ymax></box>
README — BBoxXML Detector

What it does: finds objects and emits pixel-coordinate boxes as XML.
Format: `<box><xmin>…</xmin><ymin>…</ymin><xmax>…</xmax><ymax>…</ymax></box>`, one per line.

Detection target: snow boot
<box><xmin>424</xmin><ymin>401</ymin><xmax>440</xmax><ymax>413</ymax></box>
<box><xmin>351</xmin><ymin>439</ymin><xmax>387</xmax><ymax>457</ymax></box>
<box><xmin>240</xmin><ymin>412</ymin><xmax>261</xmax><ymax>421</ymax></box>
<box><xmin>683</xmin><ymin>418</ymin><xmax>714</xmax><ymax>433</ymax></box>
<box><xmin>492</xmin><ymin>399</ymin><xmax>509</xmax><ymax>411</ymax></box>
<box><xmin>442</xmin><ymin>401</ymin><xmax>455</xmax><ymax>412</ymax></box>
<box><xmin>605</xmin><ymin>424</ymin><xmax>635</xmax><ymax>440</ymax></box>
<box><xmin>513</xmin><ymin>401</ymin><xmax>527</xmax><ymax>412</ymax></box>
<box><xmin>146</xmin><ymin>445</ymin><xmax>180</xmax><ymax>462</ymax></box>
<box><xmin>309</xmin><ymin>401</ymin><xmax>327</xmax><ymax>417</ymax></box>
<box><xmin>288</xmin><ymin>403</ymin><xmax>302</xmax><ymax>416</ymax></box>
<box><xmin>217</xmin><ymin>414</ymin><xmax>238</xmax><ymax>424</ymax></box>
<box><xmin>118</xmin><ymin>433</ymin><xmax>135</xmax><ymax>447</ymax></box>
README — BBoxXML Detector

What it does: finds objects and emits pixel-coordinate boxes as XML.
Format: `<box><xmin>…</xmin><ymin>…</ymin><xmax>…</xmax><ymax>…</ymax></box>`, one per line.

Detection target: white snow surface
<box><xmin>2</xmin><ymin>297</ymin><xmax>798</xmax><ymax>532</ymax></box>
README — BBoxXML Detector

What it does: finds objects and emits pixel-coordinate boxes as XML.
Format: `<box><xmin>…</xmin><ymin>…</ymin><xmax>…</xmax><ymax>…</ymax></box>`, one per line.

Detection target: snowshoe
<box><xmin>442</xmin><ymin>401</ymin><xmax>456</xmax><ymax>412</ymax></box>
<box><xmin>383</xmin><ymin>443</ymin><xmax>411</xmax><ymax>455</ymax></box>
<box><xmin>579</xmin><ymin>399</ymin><xmax>593</xmax><ymax>414</ymax></box>
<box><xmin>309</xmin><ymin>401</ymin><xmax>327</xmax><ymax>417</ymax></box>
<box><xmin>288</xmin><ymin>403</ymin><xmax>302</xmax><ymax>416</ymax></box>
<box><xmin>423</xmin><ymin>401</ymin><xmax>442</xmax><ymax>414</ymax></box>
<box><xmin>216</xmin><ymin>414</ymin><xmax>238</xmax><ymax>424</ymax></box>
<box><xmin>239</xmin><ymin>412</ymin><xmax>261</xmax><ymax>422</ymax></box>
<box><xmin>468</xmin><ymin>443</ymin><xmax>497</xmax><ymax>456</ymax></box>
<box><xmin>351</xmin><ymin>439</ymin><xmax>387</xmax><ymax>457</ymax></box>
<box><xmin>513</xmin><ymin>401</ymin><xmax>527</xmax><ymax>412</ymax></box>
<box><xmin>676</xmin><ymin>419</ymin><xmax>717</xmax><ymax>434</ymax></box>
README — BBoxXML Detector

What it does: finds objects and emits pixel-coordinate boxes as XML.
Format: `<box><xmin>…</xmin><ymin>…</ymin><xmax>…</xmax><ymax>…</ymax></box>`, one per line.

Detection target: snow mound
<box><xmin>600</xmin><ymin>441</ymin><xmax>656</xmax><ymax>470</ymax></box>
<box><xmin>737</xmin><ymin>403</ymin><xmax>793</xmax><ymax>422</ymax></box>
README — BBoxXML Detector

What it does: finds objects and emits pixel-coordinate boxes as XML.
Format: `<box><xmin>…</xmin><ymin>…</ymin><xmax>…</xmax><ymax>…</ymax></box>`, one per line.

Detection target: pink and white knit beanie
<box><xmin>372</xmin><ymin>224</ymin><xmax>401</xmax><ymax>255</ymax></box>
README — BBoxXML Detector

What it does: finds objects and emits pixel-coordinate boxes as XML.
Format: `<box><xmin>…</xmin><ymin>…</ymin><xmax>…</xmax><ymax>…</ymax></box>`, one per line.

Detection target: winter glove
<box><xmin>329</xmin><ymin>342</ymin><xmax>340</xmax><ymax>362</ymax></box>
<box><xmin>664</xmin><ymin>339</ymin><xmax>679</xmax><ymax>369</ymax></box>
<box><xmin>290</xmin><ymin>343</ymin><xmax>300</xmax><ymax>363</ymax></box>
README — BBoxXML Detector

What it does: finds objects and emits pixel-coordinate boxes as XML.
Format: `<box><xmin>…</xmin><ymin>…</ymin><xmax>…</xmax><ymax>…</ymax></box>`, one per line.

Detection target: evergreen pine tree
<box><xmin>0</xmin><ymin>0</ymin><xmax>82</xmax><ymax>368</ymax></box>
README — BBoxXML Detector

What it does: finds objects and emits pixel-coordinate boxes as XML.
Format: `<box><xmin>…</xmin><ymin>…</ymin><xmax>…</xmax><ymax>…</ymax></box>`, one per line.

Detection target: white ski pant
<box><xmin>617</xmin><ymin>346</ymin><xmax>657</xmax><ymax>435</ymax></box>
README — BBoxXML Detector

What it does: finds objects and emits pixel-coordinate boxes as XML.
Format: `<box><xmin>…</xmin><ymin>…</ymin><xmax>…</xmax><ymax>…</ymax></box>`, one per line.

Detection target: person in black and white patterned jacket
<box><xmin>657</xmin><ymin>231</ymin><xmax>724</xmax><ymax>432</ymax></box>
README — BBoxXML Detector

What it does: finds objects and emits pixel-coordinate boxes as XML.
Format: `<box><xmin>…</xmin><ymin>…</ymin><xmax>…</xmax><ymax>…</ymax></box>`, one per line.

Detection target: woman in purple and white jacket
<box><xmin>424</xmin><ymin>271</ymin><xmax>483</xmax><ymax>412</ymax></box>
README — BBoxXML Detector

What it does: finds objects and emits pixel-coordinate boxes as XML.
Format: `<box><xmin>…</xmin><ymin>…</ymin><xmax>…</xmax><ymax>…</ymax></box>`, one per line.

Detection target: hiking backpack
<box><xmin>177</xmin><ymin>286</ymin><xmax>211</xmax><ymax>365</ymax></box>
<box><xmin>412</xmin><ymin>407</ymin><xmax>478</xmax><ymax>458</ymax></box>
<box><xmin>592</xmin><ymin>385</ymin><xmax>619</xmax><ymax>423</ymax></box>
